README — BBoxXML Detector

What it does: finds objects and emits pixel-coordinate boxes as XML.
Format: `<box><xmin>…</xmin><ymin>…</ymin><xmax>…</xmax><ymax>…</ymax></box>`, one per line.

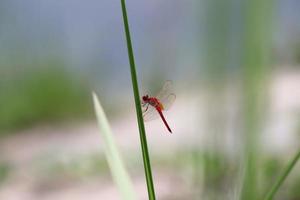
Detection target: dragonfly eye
<box><xmin>142</xmin><ymin>95</ymin><xmax>149</xmax><ymax>101</ymax></box>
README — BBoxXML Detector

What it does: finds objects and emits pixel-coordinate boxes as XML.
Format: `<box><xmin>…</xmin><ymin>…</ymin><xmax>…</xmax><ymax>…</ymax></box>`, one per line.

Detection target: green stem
<box><xmin>120</xmin><ymin>0</ymin><xmax>156</xmax><ymax>199</ymax></box>
<box><xmin>264</xmin><ymin>149</ymin><xmax>300</xmax><ymax>200</ymax></box>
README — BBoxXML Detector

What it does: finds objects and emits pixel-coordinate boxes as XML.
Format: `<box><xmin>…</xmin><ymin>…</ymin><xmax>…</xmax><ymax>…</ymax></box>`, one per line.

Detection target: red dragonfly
<box><xmin>141</xmin><ymin>81</ymin><xmax>176</xmax><ymax>133</ymax></box>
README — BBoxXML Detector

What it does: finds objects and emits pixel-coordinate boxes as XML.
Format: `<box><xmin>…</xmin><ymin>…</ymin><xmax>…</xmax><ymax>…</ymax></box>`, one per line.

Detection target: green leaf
<box><xmin>92</xmin><ymin>92</ymin><xmax>136</xmax><ymax>200</ymax></box>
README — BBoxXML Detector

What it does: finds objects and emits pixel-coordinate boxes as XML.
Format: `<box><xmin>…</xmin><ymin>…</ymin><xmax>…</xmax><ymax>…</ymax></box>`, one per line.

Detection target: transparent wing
<box><xmin>156</xmin><ymin>81</ymin><xmax>176</xmax><ymax>111</ymax></box>
<box><xmin>156</xmin><ymin>80</ymin><xmax>173</xmax><ymax>101</ymax></box>
<box><xmin>160</xmin><ymin>93</ymin><xmax>176</xmax><ymax>111</ymax></box>
<box><xmin>142</xmin><ymin>104</ymin><xmax>160</xmax><ymax>121</ymax></box>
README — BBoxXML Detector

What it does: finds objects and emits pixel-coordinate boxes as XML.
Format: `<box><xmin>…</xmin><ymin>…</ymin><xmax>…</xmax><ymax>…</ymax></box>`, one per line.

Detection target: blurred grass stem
<box><xmin>240</xmin><ymin>0</ymin><xmax>273</xmax><ymax>199</ymax></box>
<box><xmin>92</xmin><ymin>93</ymin><xmax>136</xmax><ymax>200</ymax></box>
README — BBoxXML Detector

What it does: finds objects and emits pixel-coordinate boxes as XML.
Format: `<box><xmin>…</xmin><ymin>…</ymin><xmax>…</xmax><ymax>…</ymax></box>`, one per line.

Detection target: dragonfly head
<box><xmin>142</xmin><ymin>95</ymin><xmax>149</xmax><ymax>102</ymax></box>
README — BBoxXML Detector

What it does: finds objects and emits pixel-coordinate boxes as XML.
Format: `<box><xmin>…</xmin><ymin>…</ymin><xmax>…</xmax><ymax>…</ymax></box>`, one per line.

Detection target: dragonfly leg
<box><xmin>144</xmin><ymin>104</ymin><xmax>150</xmax><ymax>113</ymax></box>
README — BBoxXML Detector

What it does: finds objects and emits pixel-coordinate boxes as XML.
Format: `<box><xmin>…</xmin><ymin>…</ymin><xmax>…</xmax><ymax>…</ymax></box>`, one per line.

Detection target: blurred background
<box><xmin>0</xmin><ymin>0</ymin><xmax>300</xmax><ymax>199</ymax></box>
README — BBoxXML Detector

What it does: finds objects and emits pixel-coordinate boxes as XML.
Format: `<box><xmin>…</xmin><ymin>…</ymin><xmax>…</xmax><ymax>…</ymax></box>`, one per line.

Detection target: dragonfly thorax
<box><xmin>143</xmin><ymin>96</ymin><xmax>161</xmax><ymax>109</ymax></box>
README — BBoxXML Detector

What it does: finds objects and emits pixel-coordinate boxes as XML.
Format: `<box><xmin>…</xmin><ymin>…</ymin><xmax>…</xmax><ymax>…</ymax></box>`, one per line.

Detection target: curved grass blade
<box><xmin>92</xmin><ymin>92</ymin><xmax>136</xmax><ymax>200</ymax></box>
<box><xmin>120</xmin><ymin>0</ymin><xmax>156</xmax><ymax>199</ymax></box>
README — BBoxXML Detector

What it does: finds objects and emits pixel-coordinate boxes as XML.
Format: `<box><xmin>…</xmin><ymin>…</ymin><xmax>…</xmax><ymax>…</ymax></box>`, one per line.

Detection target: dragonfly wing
<box><xmin>160</xmin><ymin>93</ymin><xmax>176</xmax><ymax>111</ymax></box>
<box><xmin>143</xmin><ymin>106</ymin><xmax>160</xmax><ymax>121</ymax></box>
<box><xmin>156</xmin><ymin>81</ymin><xmax>175</xmax><ymax>111</ymax></box>
<box><xmin>156</xmin><ymin>80</ymin><xmax>173</xmax><ymax>101</ymax></box>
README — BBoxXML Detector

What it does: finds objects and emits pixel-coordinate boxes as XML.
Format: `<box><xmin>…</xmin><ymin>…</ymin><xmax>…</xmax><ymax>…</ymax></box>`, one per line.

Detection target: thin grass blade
<box><xmin>264</xmin><ymin>149</ymin><xmax>300</xmax><ymax>200</ymax></box>
<box><xmin>119</xmin><ymin>0</ymin><xmax>156</xmax><ymax>199</ymax></box>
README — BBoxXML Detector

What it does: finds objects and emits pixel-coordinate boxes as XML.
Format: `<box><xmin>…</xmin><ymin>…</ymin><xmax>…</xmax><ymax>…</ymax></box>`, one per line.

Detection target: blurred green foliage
<box><xmin>290</xmin><ymin>176</ymin><xmax>300</xmax><ymax>199</ymax></box>
<box><xmin>34</xmin><ymin>153</ymin><xmax>109</xmax><ymax>180</ymax></box>
<box><xmin>0</xmin><ymin>64</ymin><xmax>91</xmax><ymax>133</ymax></box>
<box><xmin>12</xmin><ymin>150</ymin><xmax>300</xmax><ymax>199</ymax></box>
<box><xmin>263</xmin><ymin>158</ymin><xmax>281</xmax><ymax>181</ymax></box>
<box><xmin>0</xmin><ymin>162</ymin><xmax>11</xmax><ymax>184</ymax></box>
